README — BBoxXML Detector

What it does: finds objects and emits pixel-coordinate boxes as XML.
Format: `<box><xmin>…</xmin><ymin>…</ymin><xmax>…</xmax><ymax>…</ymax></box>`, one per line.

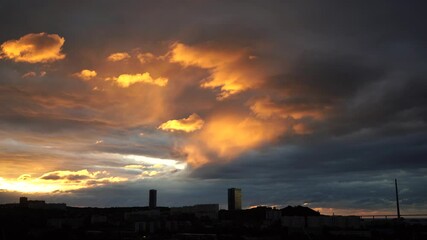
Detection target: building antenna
<box><xmin>395</xmin><ymin>179</ymin><xmax>401</xmax><ymax>219</ymax></box>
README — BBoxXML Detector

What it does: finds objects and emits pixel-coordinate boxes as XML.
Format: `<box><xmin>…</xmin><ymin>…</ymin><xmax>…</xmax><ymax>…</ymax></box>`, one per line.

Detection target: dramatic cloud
<box><xmin>199</xmin><ymin>115</ymin><xmax>286</xmax><ymax>157</ymax></box>
<box><xmin>107</xmin><ymin>52</ymin><xmax>130</xmax><ymax>62</ymax></box>
<box><xmin>158</xmin><ymin>113</ymin><xmax>204</xmax><ymax>133</ymax></box>
<box><xmin>170</xmin><ymin>42</ymin><xmax>264</xmax><ymax>100</ymax></box>
<box><xmin>106</xmin><ymin>73</ymin><xmax>168</xmax><ymax>87</ymax></box>
<box><xmin>181</xmin><ymin>114</ymin><xmax>289</xmax><ymax>167</ymax></box>
<box><xmin>73</xmin><ymin>69</ymin><xmax>97</xmax><ymax>80</ymax></box>
<box><xmin>181</xmin><ymin>145</ymin><xmax>210</xmax><ymax>167</ymax></box>
<box><xmin>0</xmin><ymin>32</ymin><xmax>65</xmax><ymax>63</ymax></box>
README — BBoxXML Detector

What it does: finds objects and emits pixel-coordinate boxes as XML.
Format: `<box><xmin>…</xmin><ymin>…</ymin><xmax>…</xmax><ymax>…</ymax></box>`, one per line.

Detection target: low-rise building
<box><xmin>171</xmin><ymin>204</ymin><xmax>219</xmax><ymax>219</ymax></box>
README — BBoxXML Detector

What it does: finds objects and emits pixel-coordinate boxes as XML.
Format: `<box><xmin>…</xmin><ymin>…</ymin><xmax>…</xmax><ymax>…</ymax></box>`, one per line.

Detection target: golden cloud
<box><xmin>182</xmin><ymin>114</ymin><xmax>289</xmax><ymax>167</ymax></box>
<box><xmin>107</xmin><ymin>52</ymin><xmax>131</xmax><ymax>62</ymax></box>
<box><xmin>0</xmin><ymin>32</ymin><xmax>65</xmax><ymax>63</ymax></box>
<box><xmin>106</xmin><ymin>73</ymin><xmax>168</xmax><ymax>87</ymax></box>
<box><xmin>199</xmin><ymin>115</ymin><xmax>287</xmax><ymax>158</ymax></box>
<box><xmin>124</xmin><ymin>164</ymin><xmax>146</xmax><ymax>169</ymax></box>
<box><xmin>17</xmin><ymin>174</ymin><xmax>31</xmax><ymax>181</ymax></box>
<box><xmin>141</xmin><ymin>170</ymin><xmax>158</xmax><ymax>177</ymax></box>
<box><xmin>0</xmin><ymin>169</ymin><xmax>127</xmax><ymax>193</ymax></box>
<box><xmin>158</xmin><ymin>113</ymin><xmax>204</xmax><ymax>132</ymax></box>
<box><xmin>170</xmin><ymin>42</ymin><xmax>262</xmax><ymax>100</ymax></box>
<box><xmin>73</xmin><ymin>69</ymin><xmax>97</xmax><ymax>80</ymax></box>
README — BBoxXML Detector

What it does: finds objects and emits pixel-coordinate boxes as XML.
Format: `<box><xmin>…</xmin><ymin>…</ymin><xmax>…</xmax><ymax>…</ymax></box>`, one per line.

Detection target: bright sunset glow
<box><xmin>158</xmin><ymin>113</ymin><xmax>204</xmax><ymax>132</ymax></box>
<box><xmin>0</xmin><ymin>32</ymin><xmax>65</xmax><ymax>63</ymax></box>
<box><xmin>73</xmin><ymin>69</ymin><xmax>97</xmax><ymax>80</ymax></box>
<box><xmin>191</xmin><ymin>115</ymin><xmax>288</xmax><ymax>160</ymax></box>
<box><xmin>0</xmin><ymin>170</ymin><xmax>127</xmax><ymax>193</ymax></box>
<box><xmin>106</xmin><ymin>73</ymin><xmax>168</xmax><ymax>87</ymax></box>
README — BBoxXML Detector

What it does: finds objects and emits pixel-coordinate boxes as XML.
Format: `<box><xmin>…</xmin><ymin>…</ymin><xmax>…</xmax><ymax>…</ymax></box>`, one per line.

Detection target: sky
<box><xmin>0</xmin><ymin>0</ymin><xmax>426</xmax><ymax>215</ymax></box>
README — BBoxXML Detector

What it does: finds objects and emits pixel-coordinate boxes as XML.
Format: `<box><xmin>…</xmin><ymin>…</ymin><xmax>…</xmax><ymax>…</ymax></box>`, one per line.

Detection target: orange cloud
<box><xmin>182</xmin><ymin>145</ymin><xmax>210</xmax><ymax>167</ymax></box>
<box><xmin>0</xmin><ymin>32</ymin><xmax>65</xmax><ymax>63</ymax></box>
<box><xmin>250</xmin><ymin>97</ymin><xmax>325</xmax><ymax>120</ymax></box>
<box><xmin>107</xmin><ymin>52</ymin><xmax>131</xmax><ymax>62</ymax></box>
<box><xmin>182</xmin><ymin>114</ymin><xmax>289</xmax><ymax>167</ymax></box>
<box><xmin>158</xmin><ymin>113</ymin><xmax>204</xmax><ymax>132</ymax></box>
<box><xmin>170</xmin><ymin>42</ymin><xmax>262</xmax><ymax>100</ymax></box>
<box><xmin>199</xmin><ymin>115</ymin><xmax>287</xmax><ymax>158</ymax></box>
<box><xmin>106</xmin><ymin>73</ymin><xmax>168</xmax><ymax>87</ymax></box>
<box><xmin>73</xmin><ymin>69</ymin><xmax>97</xmax><ymax>80</ymax></box>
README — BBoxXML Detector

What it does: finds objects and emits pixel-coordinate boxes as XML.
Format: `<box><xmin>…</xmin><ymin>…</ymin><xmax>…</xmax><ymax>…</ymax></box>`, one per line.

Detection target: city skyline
<box><xmin>3</xmin><ymin>185</ymin><xmax>416</xmax><ymax>219</ymax></box>
<box><xmin>0</xmin><ymin>0</ymin><xmax>426</xmax><ymax>216</ymax></box>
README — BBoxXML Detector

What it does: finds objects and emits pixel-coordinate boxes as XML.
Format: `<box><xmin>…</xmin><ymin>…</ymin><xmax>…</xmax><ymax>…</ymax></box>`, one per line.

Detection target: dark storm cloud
<box><xmin>270</xmin><ymin>54</ymin><xmax>385</xmax><ymax>99</ymax></box>
<box><xmin>193</xmin><ymin>132</ymin><xmax>427</xmax><ymax>179</ymax></box>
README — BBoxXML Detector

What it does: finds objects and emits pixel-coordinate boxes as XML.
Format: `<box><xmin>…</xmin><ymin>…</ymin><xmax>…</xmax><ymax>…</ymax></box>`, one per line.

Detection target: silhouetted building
<box><xmin>171</xmin><ymin>204</ymin><xmax>219</xmax><ymax>219</ymax></box>
<box><xmin>281</xmin><ymin>205</ymin><xmax>320</xmax><ymax>216</ymax></box>
<box><xmin>282</xmin><ymin>215</ymin><xmax>361</xmax><ymax>229</ymax></box>
<box><xmin>149</xmin><ymin>189</ymin><xmax>157</xmax><ymax>208</ymax></box>
<box><xmin>19</xmin><ymin>197</ymin><xmax>28</xmax><ymax>207</ymax></box>
<box><xmin>219</xmin><ymin>206</ymin><xmax>281</xmax><ymax>228</ymax></box>
<box><xmin>228</xmin><ymin>188</ymin><xmax>242</xmax><ymax>210</ymax></box>
<box><xmin>18</xmin><ymin>197</ymin><xmax>66</xmax><ymax>210</ymax></box>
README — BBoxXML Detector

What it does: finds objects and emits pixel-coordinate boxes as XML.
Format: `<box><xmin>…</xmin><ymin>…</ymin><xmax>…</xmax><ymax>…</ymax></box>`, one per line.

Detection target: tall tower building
<box><xmin>149</xmin><ymin>189</ymin><xmax>157</xmax><ymax>208</ymax></box>
<box><xmin>228</xmin><ymin>188</ymin><xmax>242</xmax><ymax>210</ymax></box>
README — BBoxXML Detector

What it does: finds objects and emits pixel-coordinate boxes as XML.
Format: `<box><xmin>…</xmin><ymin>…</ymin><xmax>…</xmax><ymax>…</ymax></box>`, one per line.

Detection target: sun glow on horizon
<box><xmin>0</xmin><ymin>177</ymin><xmax>62</xmax><ymax>193</ymax></box>
<box><xmin>0</xmin><ymin>170</ymin><xmax>127</xmax><ymax>193</ymax></box>
<box><xmin>0</xmin><ymin>152</ymin><xmax>187</xmax><ymax>193</ymax></box>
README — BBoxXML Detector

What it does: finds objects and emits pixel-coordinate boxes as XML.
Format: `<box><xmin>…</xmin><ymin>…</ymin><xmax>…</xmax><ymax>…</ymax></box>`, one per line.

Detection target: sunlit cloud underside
<box><xmin>0</xmin><ymin>154</ymin><xmax>186</xmax><ymax>193</ymax></box>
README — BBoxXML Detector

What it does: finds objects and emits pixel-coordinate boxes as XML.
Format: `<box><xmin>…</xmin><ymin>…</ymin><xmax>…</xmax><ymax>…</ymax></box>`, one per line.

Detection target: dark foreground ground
<box><xmin>1</xmin><ymin>206</ymin><xmax>426</xmax><ymax>240</ymax></box>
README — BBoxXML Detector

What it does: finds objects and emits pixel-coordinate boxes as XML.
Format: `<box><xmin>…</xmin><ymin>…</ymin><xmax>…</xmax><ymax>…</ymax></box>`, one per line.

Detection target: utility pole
<box><xmin>395</xmin><ymin>179</ymin><xmax>401</xmax><ymax>219</ymax></box>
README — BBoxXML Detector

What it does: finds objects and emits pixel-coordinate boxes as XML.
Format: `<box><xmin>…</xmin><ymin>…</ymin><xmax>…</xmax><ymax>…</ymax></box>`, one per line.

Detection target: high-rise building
<box><xmin>228</xmin><ymin>188</ymin><xmax>242</xmax><ymax>210</ymax></box>
<box><xmin>149</xmin><ymin>189</ymin><xmax>157</xmax><ymax>208</ymax></box>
